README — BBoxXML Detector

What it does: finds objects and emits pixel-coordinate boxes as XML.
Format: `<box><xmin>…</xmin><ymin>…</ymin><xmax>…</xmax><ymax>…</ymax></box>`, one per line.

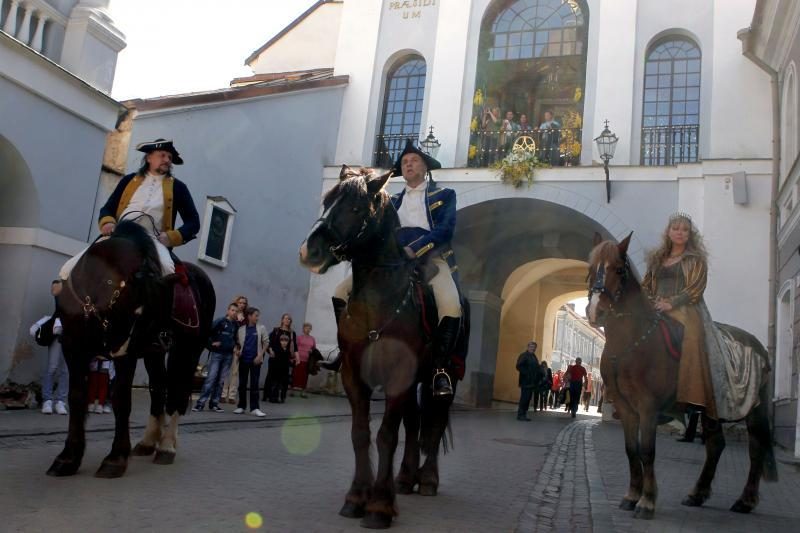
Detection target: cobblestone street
<box><xmin>2</xmin><ymin>391</ymin><xmax>800</xmax><ymax>532</ymax></box>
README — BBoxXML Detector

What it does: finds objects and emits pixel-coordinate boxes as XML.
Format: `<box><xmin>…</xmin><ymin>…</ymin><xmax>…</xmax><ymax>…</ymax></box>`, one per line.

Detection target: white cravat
<box><xmin>397</xmin><ymin>181</ymin><xmax>430</xmax><ymax>231</ymax></box>
<box><xmin>122</xmin><ymin>173</ymin><xmax>165</xmax><ymax>233</ymax></box>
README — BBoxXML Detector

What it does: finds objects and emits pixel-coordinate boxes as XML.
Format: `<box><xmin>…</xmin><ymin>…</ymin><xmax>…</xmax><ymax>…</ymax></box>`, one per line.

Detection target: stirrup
<box><xmin>432</xmin><ymin>368</ymin><xmax>453</xmax><ymax>397</ymax></box>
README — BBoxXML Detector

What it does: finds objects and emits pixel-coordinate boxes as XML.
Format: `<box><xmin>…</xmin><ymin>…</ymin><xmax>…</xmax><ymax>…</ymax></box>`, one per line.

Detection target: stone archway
<box><xmin>452</xmin><ymin>197</ymin><xmax>611</xmax><ymax>406</ymax></box>
<box><xmin>0</xmin><ymin>135</ymin><xmax>39</xmax><ymax>227</ymax></box>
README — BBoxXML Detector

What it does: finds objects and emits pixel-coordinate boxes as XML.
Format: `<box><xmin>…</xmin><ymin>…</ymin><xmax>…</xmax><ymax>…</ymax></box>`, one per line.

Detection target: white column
<box><xmin>2</xmin><ymin>0</ymin><xmax>20</xmax><ymax>35</ymax></box>
<box><xmin>30</xmin><ymin>12</ymin><xmax>46</xmax><ymax>52</ymax></box>
<box><xmin>16</xmin><ymin>0</ymin><xmax>32</xmax><ymax>43</ymax></box>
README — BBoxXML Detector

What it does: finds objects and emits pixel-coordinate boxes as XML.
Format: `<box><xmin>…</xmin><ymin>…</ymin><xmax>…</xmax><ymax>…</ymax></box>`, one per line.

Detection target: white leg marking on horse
<box><xmin>158</xmin><ymin>413</ymin><xmax>180</xmax><ymax>453</ymax></box>
<box><xmin>141</xmin><ymin>414</ymin><xmax>163</xmax><ymax>447</ymax></box>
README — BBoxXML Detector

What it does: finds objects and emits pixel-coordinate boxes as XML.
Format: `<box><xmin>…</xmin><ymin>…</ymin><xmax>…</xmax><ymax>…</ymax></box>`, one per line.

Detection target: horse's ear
<box><xmin>339</xmin><ymin>164</ymin><xmax>350</xmax><ymax>181</ymax></box>
<box><xmin>593</xmin><ymin>232</ymin><xmax>603</xmax><ymax>247</ymax></box>
<box><xmin>367</xmin><ymin>170</ymin><xmax>392</xmax><ymax>194</ymax></box>
<box><xmin>618</xmin><ymin>231</ymin><xmax>633</xmax><ymax>255</ymax></box>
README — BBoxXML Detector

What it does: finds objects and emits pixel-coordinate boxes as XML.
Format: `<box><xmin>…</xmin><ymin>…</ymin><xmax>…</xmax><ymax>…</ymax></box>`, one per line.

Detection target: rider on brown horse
<box><xmin>331</xmin><ymin>139</ymin><xmax>463</xmax><ymax>397</ymax></box>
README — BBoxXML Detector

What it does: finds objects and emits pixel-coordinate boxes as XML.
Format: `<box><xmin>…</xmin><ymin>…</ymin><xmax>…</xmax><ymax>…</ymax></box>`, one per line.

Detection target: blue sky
<box><xmin>110</xmin><ymin>0</ymin><xmax>317</xmax><ymax>101</ymax></box>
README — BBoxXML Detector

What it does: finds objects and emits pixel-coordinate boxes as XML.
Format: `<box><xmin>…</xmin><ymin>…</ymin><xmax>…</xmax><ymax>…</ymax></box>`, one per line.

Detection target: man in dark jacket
<box><xmin>193</xmin><ymin>303</ymin><xmax>240</xmax><ymax>412</ymax></box>
<box><xmin>516</xmin><ymin>341</ymin><xmax>541</xmax><ymax>421</ymax></box>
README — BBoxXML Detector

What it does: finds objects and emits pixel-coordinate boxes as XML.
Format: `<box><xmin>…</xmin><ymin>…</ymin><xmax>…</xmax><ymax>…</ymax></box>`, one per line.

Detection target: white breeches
<box><xmin>59</xmin><ymin>235</ymin><xmax>175</xmax><ymax>280</ymax></box>
<box><xmin>334</xmin><ymin>257</ymin><xmax>461</xmax><ymax>321</ymax></box>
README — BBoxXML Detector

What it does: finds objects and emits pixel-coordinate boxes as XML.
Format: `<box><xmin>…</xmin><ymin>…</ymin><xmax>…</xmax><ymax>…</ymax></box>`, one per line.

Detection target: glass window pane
<box><xmin>658</xmin><ymin>61</ymin><xmax>671</xmax><ymax>74</ymax></box>
<box><xmin>562</xmin><ymin>42</ymin><xmax>575</xmax><ymax>55</ymax></box>
<box><xmin>509</xmin><ymin>32</ymin><xmax>521</xmax><ymax>46</ymax></box>
<box><xmin>672</xmin><ymin>115</ymin><xmax>685</xmax><ymax>125</ymax></box>
<box><xmin>645</xmin><ymin>76</ymin><xmax>657</xmax><ymax>88</ymax></box>
<box><xmin>495</xmin><ymin>48</ymin><xmax>506</xmax><ymax>60</ymax></box>
<box><xmin>659</xmin><ymin>75</ymin><xmax>672</xmax><ymax>87</ymax></box>
<box><xmin>645</xmin><ymin>89</ymin><xmax>657</xmax><ymax>102</ymax></box>
<box><xmin>672</xmin><ymin>102</ymin><xmax>685</xmax><ymax>114</ymax></box>
<box><xmin>508</xmin><ymin>46</ymin><xmax>521</xmax><ymax>59</ymax></box>
<box><xmin>657</xmin><ymin>102</ymin><xmax>670</xmax><ymax>115</ymax></box>
<box><xmin>674</xmin><ymin>60</ymin><xmax>687</xmax><ymax>73</ymax></box>
<box><xmin>687</xmin><ymin>87</ymin><xmax>700</xmax><ymax>100</ymax></box>
<box><xmin>673</xmin><ymin>74</ymin><xmax>686</xmax><ymax>86</ymax></box>
<box><xmin>495</xmin><ymin>34</ymin><xmax>507</xmax><ymax>47</ymax></box>
<box><xmin>686</xmin><ymin>114</ymin><xmax>699</xmax><ymax>124</ymax></box>
<box><xmin>547</xmin><ymin>43</ymin><xmax>560</xmax><ymax>56</ymax></box>
<box><xmin>658</xmin><ymin>88</ymin><xmax>670</xmax><ymax>101</ymax></box>
<box><xmin>536</xmin><ymin>31</ymin><xmax>547</xmax><ymax>44</ymax></box>
<box><xmin>534</xmin><ymin>44</ymin><xmax>544</xmax><ymax>57</ymax></box>
<box><xmin>673</xmin><ymin>88</ymin><xmax>686</xmax><ymax>100</ymax></box>
<box><xmin>646</xmin><ymin>62</ymin><xmax>658</xmax><ymax>75</ymax></box>
<box><xmin>395</xmin><ymin>78</ymin><xmax>407</xmax><ymax>89</ymax></box>
<box><xmin>644</xmin><ymin>103</ymin><xmax>656</xmax><ymax>115</ymax></box>
<box><xmin>686</xmin><ymin>101</ymin><xmax>699</xmax><ymax>114</ymax></box>
<box><xmin>657</xmin><ymin>115</ymin><xmax>669</xmax><ymax>126</ymax></box>
<box><xmin>687</xmin><ymin>73</ymin><xmax>700</xmax><ymax>86</ymax></box>
<box><xmin>687</xmin><ymin>59</ymin><xmax>700</xmax><ymax>73</ymax></box>
<box><xmin>521</xmin><ymin>45</ymin><xmax>534</xmax><ymax>58</ymax></box>
<box><xmin>643</xmin><ymin>116</ymin><xmax>656</xmax><ymax>127</ymax></box>
<box><xmin>522</xmin><ymin>32</ymin><xmax>534</xmax><ymax>45</ymax></box>
<box><xmin>564</xmin><ymin>27</ymin><xmax>576</xmax><ymax>41</ymax></box>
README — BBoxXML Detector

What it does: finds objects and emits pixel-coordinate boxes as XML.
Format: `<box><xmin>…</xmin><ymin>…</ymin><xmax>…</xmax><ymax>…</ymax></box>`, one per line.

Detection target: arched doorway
<box><xmin>0</xmin><ymin>135</ymin><xmax>39</xmax><ymax>227</ymax></box>
<box><xmin>452</xmin><ymin>197</ymin><xmax>609</xmax><ymax>405</ymax></box>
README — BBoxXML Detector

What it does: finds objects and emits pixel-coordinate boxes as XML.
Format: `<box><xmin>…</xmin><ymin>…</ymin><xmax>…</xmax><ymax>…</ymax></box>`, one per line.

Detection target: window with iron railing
<box><xmin>374</xmin><ymin>57</ymin><xmax>426</xmax><ymax>168</ymax></box>
<box><xmin>641</xmin><ymin>37</ymin><xmax>701</xmax><ymax>166</ymax></box>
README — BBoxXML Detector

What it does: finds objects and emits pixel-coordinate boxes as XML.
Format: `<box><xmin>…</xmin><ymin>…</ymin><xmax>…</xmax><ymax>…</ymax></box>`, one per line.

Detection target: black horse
<box><xmin>300</xmin><ymin>167</ymin><xmax>466</xmax><ymax>529</ymax></box>
<box><xmin>47</xmin><ymin>221</ymin><xmax>215</xmax><ymax>478</ymax></box>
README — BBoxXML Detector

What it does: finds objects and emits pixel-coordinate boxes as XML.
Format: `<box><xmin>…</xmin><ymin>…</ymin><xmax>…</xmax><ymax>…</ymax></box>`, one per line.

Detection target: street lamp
<box><xmin>420</xmin><ymin>126</ymin><xmax>441</xmax><ymax>160</ymax></box>
<box><xmin>594</xmin><ymin>120</ymin><xmax>619</xmax><ymax>203</ymax></box>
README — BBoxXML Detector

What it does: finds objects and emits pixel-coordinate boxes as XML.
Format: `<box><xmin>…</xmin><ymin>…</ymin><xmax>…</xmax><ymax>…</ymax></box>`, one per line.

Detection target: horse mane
<box><xmin>110</xmin><ymin>221</ymin><xmax>162</xmax><ymax>281</ymax></box>
<box><xmin>323</xmin><ymin>168</ymin><xmax>392</xmax><ymax>214</ymax></box>
<box><xmin>589</xmin><ymin>241</ymin><xmax>621</xmax><ymax>266</ymax></box>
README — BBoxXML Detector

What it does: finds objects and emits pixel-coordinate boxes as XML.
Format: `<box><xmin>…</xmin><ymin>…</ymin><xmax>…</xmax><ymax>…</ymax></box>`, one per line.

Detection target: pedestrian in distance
<box><xmin>582</xmin><ymin>373</ymin><xmax>593</xmax><ymax>412</ymax></box>
<box><xmin>516</xmin><ymin>341</ymin><xmax>541</xmax><ymax>421</ymax></box>
<box><xmin>550</xmin><ymin>369</ymin><xmax>562</xmax><ymax>409</ymax></box>
<box><xmin>193</xmin><ymin>303</ymin><xmax>239</xmax><ymax>412</ymax></box>
<box><xmin>266</xmin><ymin>334</ymin><xmax>294</xmax><ymax>403</ymax></box>
<box><xmin>221</xmin><ymin>295</ymin><xmax>248</xmax><ymax>404</ymax></box>
<box><xmin>234</xmin><ymin>307</ymin><xmax>269</xmax><ymax>417</ymax></box>
<box><xmin>293</xmin><ymin>322</ymin><xmax>317</xmax><ymax>398</ymax></box>
<box><xmin>264</xmin><ymin>313</ymin><xmax>298</xmax><ymax>401</ymax></box>
<box><xmin>535</xmin><ymin>361</ymin><xmax>552</xmax><ymax>411</ymax></box>
<box><xmin>566</xmin><ymin>358</ymin><xmax>587</xmax><ymax>418</ymax></box>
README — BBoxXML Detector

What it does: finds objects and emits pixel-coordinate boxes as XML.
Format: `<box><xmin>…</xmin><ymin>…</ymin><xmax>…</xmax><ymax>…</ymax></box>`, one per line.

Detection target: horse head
<box><xmin>586</xmin><ymin>231</ymin><xmax>633</xmax><ymax>327</ymax></box>
<box><xmin>58</xmin><ymin>221</ymin><xmax>165</xmax><ymax>356</ymax></box>
<box><xmin>299</xmin><ymin>165</ymin><xmax>394</xmax><ymax>273</ymax></box>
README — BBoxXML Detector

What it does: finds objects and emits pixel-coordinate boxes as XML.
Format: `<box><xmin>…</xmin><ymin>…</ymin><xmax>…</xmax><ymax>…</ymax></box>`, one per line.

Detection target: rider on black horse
<box><xmin>59</xmin><ymin>138</ymin><xmax>200</xmax><ymax>281</ymax></box>
<box><xmin>332</xmin><ymin>140</ymin><xmax>463</xmax><ymax>397</ymax></box>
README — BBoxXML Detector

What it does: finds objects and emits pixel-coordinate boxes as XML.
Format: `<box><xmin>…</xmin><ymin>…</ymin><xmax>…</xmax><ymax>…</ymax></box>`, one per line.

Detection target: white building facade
<box><xmin>295</xmin><ymin>0</ymin><xmax>773</xmax><ymax>406</ymax></box>
<box><xmin>0</xmin><ymin>0</ymin><xmax>125</xmax><ymax>384</ymax></box>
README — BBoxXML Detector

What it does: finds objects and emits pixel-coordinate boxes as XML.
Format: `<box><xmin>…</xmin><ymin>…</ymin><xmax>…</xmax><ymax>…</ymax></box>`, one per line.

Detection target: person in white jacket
<box><xmin>30</xmin><ymin>280</ymin><xmax>68</xmax><ymax>415</ymax></box>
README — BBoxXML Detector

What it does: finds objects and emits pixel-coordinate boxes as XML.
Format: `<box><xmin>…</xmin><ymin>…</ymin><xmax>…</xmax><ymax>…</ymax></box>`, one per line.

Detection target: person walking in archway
<box><xmin>516</xmin><ymin>341</ymin><xmax>541</xmax><ymax>421</ymax></box>
<box><xmin>565</xmin><ymin>357</ymin><xmax>587</xmax><ymax>418</ymax></box>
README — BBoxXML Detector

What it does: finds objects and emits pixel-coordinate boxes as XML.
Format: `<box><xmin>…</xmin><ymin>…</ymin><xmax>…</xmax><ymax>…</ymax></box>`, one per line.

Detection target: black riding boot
<box><xmin>319</xmin><ymin>297</ymin><xmax>347</xmax><ymax>372</ymax></box>
<box><xmin>432</xmin><ymin>316</ymin><xmax>460</xmax><ymax>398</ymax></box>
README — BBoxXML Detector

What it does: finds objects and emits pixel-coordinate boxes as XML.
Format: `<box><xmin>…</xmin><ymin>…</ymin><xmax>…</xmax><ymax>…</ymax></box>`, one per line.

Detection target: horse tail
<box><xmin>756</xmin><ymin>383</ymin><xmax>779</xmax><ymax>482</ymax></box>
<box><xmin>419</xmin><ymin>382</ymin><xmax>454</xmax><ymax>456</ymax></box>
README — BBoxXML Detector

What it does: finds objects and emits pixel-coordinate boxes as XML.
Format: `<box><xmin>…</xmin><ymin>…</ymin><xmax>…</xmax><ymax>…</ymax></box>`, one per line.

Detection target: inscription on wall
<box><xmin>388</xmin><ymin>0</ymin><xmax>437</xmax><ymax>20</ymax></box>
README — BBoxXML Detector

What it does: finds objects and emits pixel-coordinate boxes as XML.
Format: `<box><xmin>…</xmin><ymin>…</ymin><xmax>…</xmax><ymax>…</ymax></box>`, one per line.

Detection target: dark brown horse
<box><xmin>586</xmin><ymin>233</ymin><xmax>776</xmax><ymax>519</ymax></box>
<box><xmin>299</xmin><ymin>167</ymin><xmax>463</xmax><ymax>529</ymax></box>
<box><xmin>47</xmin><ymin>221</ymin><xmax>215</xmax><ymax>478</ymax></box>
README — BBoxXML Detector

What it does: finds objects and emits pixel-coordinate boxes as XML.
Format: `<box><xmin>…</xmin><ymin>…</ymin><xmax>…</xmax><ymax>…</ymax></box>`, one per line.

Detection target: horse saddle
<box><xmin>170</xmin><ymin>263</ymin><xmax>199</xmax><ymax>332</ymax></box>
<box><xmin>657</xmin><ymin>315</ymin><xmax>684</xmax><ymax>360</ymax></box>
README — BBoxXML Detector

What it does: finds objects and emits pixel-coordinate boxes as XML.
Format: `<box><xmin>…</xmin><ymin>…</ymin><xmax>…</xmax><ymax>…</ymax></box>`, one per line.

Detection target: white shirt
<box><xmin>397</xmin><ymin>181</ymin><xmax>430</xmax><ymax>231</ymax></box>
<box><xmin>122</xmin><ymin>173</ymin><xmax>165</xmax><ymax>233</ymax></box>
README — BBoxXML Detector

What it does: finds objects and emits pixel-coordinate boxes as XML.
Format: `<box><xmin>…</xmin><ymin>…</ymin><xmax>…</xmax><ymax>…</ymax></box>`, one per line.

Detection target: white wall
<box><xmin>249</xmin><ymin>2</ymin><xmax>343</xmax><ymax>75</ymax></box>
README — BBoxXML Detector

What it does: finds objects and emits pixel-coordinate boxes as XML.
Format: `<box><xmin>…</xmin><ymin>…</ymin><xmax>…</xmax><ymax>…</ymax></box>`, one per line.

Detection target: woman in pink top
<box><xmin>293</xmin><ymin>322</ymin><xmax>316</xmax><ymax>397</ymax></box>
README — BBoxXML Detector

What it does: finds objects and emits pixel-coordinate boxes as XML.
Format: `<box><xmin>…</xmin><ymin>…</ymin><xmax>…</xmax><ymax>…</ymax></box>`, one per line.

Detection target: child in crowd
<box><xmin>87</xmin><ymin>356</ymin><xmax>114</xmax><ymax>414</ymax></box>
<box><xmin>267</xmin><ymin>334</ymin><xmax>293</xmax><ymax>403</ymax></box>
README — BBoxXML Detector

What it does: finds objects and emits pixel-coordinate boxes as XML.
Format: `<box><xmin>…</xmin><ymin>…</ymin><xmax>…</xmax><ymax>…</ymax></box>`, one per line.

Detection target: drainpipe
<box><xmin>738</xmin><ymin>27</ymin><xmax>779</xmax><ymax>422</ymax></box>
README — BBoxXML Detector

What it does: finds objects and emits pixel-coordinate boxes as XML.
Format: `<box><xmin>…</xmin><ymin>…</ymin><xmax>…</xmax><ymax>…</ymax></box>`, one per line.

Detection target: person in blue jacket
<box><xmin>333</xmin><ymin>140</ymin><xmax>462</xmax><ymax>397</ymax></box>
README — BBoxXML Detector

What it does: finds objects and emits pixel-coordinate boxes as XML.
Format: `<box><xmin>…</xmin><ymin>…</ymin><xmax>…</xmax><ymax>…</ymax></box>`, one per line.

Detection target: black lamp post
<box><xmin>594</xmin><ymin>120</ymin><xmax>619</xmax><ymax>203</ymax></box>
<box><xmin>420</xmin><ymin>126</ymin><xmax>441</xmax><ymax>159</ymax></box>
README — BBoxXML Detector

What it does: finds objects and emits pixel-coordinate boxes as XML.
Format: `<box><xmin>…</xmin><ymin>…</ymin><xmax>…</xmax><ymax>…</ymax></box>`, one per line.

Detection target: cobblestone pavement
<box><xmin>4</xmin><ymin>393</ymin><xmax>800</xmax><ymax>532</ymax></box>
<box><xmin>0</xmin><ymin>393</ymin><xmax>571</xmax><ymax>532</ymax></box>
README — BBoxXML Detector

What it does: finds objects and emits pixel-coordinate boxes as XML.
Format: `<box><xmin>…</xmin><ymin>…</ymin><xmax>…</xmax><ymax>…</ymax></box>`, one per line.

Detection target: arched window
<box><xmin>641</xmin><ymin>37</ymin><xmax>701</xmax><ymax>166</ymax></box>
<box><xmin>470</xmin><ymin>0</ymin><xmax>588</xmax><ymax>167</ymax></box>
<box><xmin>781</xmin><ymin>63</ymin><xmax>798</xmax><ymax>185</ymax></box>
<box><xmin>775</xmin><ymin>284</ymin><xmax>794</xmax><ymax>399</ymax></box>
<box><xmin>374</xmin><ymin>57</ymin><xmax>427</xmax><ymax>168</ymax></box>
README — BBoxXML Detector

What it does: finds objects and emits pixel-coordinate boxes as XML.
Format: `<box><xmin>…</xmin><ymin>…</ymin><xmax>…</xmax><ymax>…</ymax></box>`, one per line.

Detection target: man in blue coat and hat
<box><xmin>333</xmin><ymin>139</ymin><xmax>462</xmax><ymax>397</ymax></box>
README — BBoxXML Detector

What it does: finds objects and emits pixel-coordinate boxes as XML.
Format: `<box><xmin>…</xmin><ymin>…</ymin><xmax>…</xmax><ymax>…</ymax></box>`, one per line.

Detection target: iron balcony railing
<box><xmin>468</xmin><ymin>128</ymin><xmax>583</xmax><ymax>168</ymax></box>
<box><xmin>641</xmin><ymin>124</ymin><xmax>699</xmax><ymax>166</ymax></box>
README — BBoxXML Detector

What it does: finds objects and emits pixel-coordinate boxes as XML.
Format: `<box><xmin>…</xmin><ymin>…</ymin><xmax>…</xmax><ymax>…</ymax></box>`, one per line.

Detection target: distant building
<box><xmin>0</xmin><ymin>0</ymin><xmax>125</xmax><ymax>383</ymax></box>
<box><xmin>550</xmin><ymin>304</ymin><xmax>604</xmax><ymax>382</ymax></box>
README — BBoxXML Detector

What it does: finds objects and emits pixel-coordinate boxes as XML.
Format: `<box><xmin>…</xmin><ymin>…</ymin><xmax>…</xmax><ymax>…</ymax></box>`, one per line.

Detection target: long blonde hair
<box><xmin>645</xmin><ymin>214</ymin><xmax>708</xmax><ymax>273</ymax></box>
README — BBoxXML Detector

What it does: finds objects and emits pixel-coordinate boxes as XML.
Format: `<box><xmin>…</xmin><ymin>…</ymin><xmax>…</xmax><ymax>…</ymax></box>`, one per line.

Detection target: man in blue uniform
<box><xmin>333</xmin><ymin>140</ymin><xmax>462</xmax><ymax>396</ymax></box>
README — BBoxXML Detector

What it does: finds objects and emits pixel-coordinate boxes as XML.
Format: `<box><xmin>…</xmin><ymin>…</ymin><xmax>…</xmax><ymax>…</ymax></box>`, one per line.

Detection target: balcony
<box><xmin>641</xmin><ymin>124</ymin><xmax>699</xmax><ymax>166</ymax></box>
<box><xmin>468</xmin><ymin>128</ymin><xmax>583</xmax><ymax>168</ymax></box>
<box><xmin>0</xmin><ymin>0</ymin><xmax>66</xmax><ymax>56</ymax></box>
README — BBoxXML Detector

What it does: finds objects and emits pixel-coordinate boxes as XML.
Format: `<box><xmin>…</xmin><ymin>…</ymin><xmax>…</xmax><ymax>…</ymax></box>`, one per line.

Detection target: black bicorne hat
<box><xmin>391</xmin><ymin>139</ymin><xmax>441</xmax><ymax>175</ymax></box>
<box><xmin>136</xmin><ymin>138</ymin><xmax>184</xmax><ymax>165</ymax></box>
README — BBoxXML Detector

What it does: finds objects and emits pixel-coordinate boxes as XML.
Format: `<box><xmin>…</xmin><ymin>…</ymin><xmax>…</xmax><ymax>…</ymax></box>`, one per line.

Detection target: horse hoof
<box><xmin>682</xmin><ymin>494</ymin><xmax>706</xmax><ymax>507</ymax></box>
<box><xmin>619</xmin><ymin>498</ymin><xmax>637</xmax><ymax>511</ymax></box>
<box><xmin>46</xmin><ymin>459</ymin><xmax>80</xmax><ymax>477</ymax></box>
<box><xmin>131</xmin><ymin>443</ymin><xmax>155</xmax><ymax>456</ymax></box>
<box><xmin>339</xmin><ymin>501</ymin><xmax>366</xmax><ymax>519</ymax></box>
<box><xmin>94</xmin><ymin>462</ymin><xmax>127</xmax><ymax>479</ymax></box>
<box><xmin>396</xmin><ymin>481</ymin><xmax>415</xmax><ymax>495</ymax></box>
<box><xmin>418</xmin><ymin>483</ymin><xmax>438</xmax><ymax>496</ymax></box>
<box><xmin>730</xmin><ymin>500</ymin><xmax>753</xmax><ymax>514</ymax></box>
<box><xmin>153</xmin><ymin>450</ymin><xmax>175</xmax><ymax>465</ymax></box>
<box><xmin>633</xmin><ymin>506</ymin><xmax>654</xmax><ymax>520</ymax></box>
<box><xmin>360</xmin><ymin>511</ymin><xmax>392</xmax><ymax>529</ymax></box>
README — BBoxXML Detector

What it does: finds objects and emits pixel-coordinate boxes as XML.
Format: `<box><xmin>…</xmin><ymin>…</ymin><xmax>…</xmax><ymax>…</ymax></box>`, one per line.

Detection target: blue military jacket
<box><xmin>391</xmin><ymin>177</ymin><xmax>458</xmax><ymax>279</ymax></box>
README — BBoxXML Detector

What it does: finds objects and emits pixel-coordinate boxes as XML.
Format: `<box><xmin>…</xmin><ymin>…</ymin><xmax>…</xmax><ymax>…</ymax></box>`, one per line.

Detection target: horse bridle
<box><xmin>64</xmin><ymin>274</ymin><xmax>128</xmax><ymax>348</ymax></box>
<box><xmin>588</xmin><ymin>255</ymin><xmax>631</xmax><ymax>310</ymax></box>
<box><xmin>314</xmin><ymin>210</ymin><xmax>371</xmax><ymax>263</ymax></box>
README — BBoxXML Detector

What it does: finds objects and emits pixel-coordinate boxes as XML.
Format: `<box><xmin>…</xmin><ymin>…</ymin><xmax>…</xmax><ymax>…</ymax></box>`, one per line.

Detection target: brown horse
<box><xmin>299</xmin><ymin>167</ymin><xmax>465</xmax><ymax>529</ymax></box>
<box><xmin>586</xmin><ymin>233</ymin><xmax>776</xmax><ymax>519</ymax></box>
<box><xmin>47</xmin><ymin>221</ymin><xmax>215</xmax><ymax>478</ymax></box>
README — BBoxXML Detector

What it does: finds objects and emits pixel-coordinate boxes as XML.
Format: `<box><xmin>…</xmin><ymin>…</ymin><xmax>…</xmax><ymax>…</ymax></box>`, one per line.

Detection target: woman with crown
<box><xmin>641</xmin><ymin>212</ymin><xmax>716</xmax><ymax>418</ymax></box>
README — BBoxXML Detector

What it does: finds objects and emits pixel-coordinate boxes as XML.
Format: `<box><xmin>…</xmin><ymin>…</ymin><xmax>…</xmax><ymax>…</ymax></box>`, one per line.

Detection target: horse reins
<box><xmin>64</xmin><ymin>272</ymin><xmax>127</xmax><ymax>346</ymax></box>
